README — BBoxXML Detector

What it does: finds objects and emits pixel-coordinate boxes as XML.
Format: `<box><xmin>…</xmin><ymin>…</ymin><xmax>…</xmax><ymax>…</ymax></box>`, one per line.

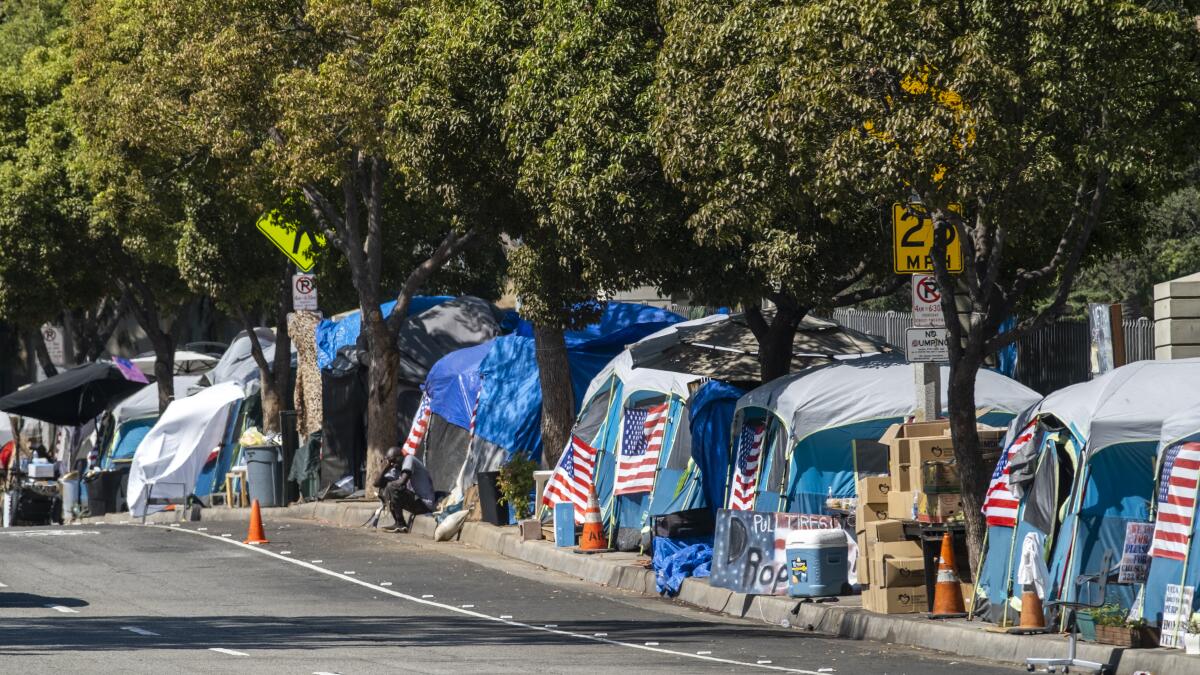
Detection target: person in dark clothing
<box><xmin>373</xmin><ymin>446</ymin><xmax>435</xmax><ymax>532</ymax></box>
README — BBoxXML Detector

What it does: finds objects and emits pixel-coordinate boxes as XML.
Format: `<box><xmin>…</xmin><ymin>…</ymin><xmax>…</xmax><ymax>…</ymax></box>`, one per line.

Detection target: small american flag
<box><xmin>983</xmin><ymin>420</ymin><xmax>1038</xmax><ymax>527</ymax></box>
<box><xmin>729</xmin><ymin>421</ymin><xmax>766</xmax><ymax>511</ymax></box>
<box><xmin>541</xmin><ymin>435</ymin><xmax>599</xmax><ymax>522</ymax></box>
<box><xmin>1150</xmin><ymin>441</ymin><xmax>1200</xmax><ymax>561</ymax></box>
<box><xmin>614</xmin><ymin>403</ymin><xmax>669</xmax><ymax>496</ymax></box>
<box><xmin>401</xmin><ymin>394</ymin><xmax>431</xmax><ymax>456</ymax></box>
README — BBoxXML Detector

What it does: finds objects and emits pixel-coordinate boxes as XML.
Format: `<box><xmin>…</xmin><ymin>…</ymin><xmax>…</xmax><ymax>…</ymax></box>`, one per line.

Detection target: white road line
<box><xmin>311</xmin><ymin>560</ymin><xmax>323</xmax><ymax>564</ymax></box>
<box><xmin>697</xmin><ymin>651</ymin><xmax>712</xmax><ymax>655</ymax></box>
<box><xmin>343</xmin><ymin>571</ymin><xmax>356</xmax><ymax>575</ymax></box>
<box><xmin>46</xmin><ymin>605</ymin><xmax>79</xmax><ymax>613</ymax></box>
<box><xmin>121</xmin><ymin>626</ymin><xmax>160</xmax><ymax>636</ymax></box>
<box><xmin>280</xmin><ymin>551</ymin><xmax>292</xmax><ymax>555</ymax></box>
<box><xmin>0</xmin><ymin>582</ymin><xmax>8</xmax><ymax>588</ymax></box>
<box><xmin>380</xmin><ymin>582</ymin><xmax>392</xmax><ymax>587</ymax></box>
<box><xmin>162</xmin><ymin>526</ymin><xmax>816</xmax><ymax>674</ymax></box>
<box><xmin>209</xmin><ymin>648</ymin><xmax>248</xmax><ymax>656</ymax></box>
<box><xmin>313</xmin><ymin>671</ymin><xmax>342</xmax><ymax>675</ymax></box>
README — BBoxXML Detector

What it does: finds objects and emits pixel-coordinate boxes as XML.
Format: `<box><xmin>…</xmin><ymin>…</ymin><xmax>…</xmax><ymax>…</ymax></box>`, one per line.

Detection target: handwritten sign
<box><xmin>710</xmin><ymin>509</ymin><xmax>840</xmax><ymax>595</ymax></box>
<box><xmin>1160</xmin><ymin>584</ymin><xmax>1195</xmax><ymax>648</ymax></box>
<box><xmin>1118</xmin><ymin>521</ymin><xmax>1153</xmax><ymax>584</ymax></box>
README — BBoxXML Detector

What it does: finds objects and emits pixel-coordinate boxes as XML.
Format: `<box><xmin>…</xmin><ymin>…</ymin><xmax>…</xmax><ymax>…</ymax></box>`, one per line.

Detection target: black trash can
<box><xmin>84</xmin><ymin>471</ymin><xmax>121</xmax><ymax>516</ymax></box>
<box><xmin>245</xmin><ymin>445</ymin><xmax>284</xmax><ymax>507</ymax></box>
<box><xmin>476</xmin><ymin>471</ymin><xmax>507</xmax><ymax>526</ymax></box>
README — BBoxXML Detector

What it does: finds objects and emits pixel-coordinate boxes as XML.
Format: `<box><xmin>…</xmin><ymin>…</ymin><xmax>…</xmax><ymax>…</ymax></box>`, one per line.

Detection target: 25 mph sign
<box><xmin>911</xmin><ymin>274</ymin><xmax>945</xmax><ymax>328</ymax></box>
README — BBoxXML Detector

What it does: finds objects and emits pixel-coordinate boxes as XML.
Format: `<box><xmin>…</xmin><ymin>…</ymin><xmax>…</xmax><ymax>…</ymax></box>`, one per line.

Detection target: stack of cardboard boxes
<box><xmin>856</xmin><ymin>506</ymin><xmax>928</xmax><ymax>613</ymax></box>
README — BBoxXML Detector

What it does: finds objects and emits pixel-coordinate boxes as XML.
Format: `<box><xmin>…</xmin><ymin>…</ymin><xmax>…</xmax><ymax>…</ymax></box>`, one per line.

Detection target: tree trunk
<box><xmin>146</xmin><ymin>329</ymin><xmax>176</xmax><ymax>413</ymax></box>
<box><xmin>747</xmin><ymin>304</ymin><xmax>805</xmax><ymax>383</ymax></box>
<box><xmin>946</xmin><ymin>352</ymin><xmax>989</xmax><ymax>575</ymax></box>
<box><xmin>535</xmin><ymin>324</ymin><xmax>574</xmax><ymax>469</ymax></box>
<box><xmin>270</xmin><ymin>265</ymin><xmax>294</xmax><ymax>435</ymax></box>
<box><xmin>363</xmin><ymin>305</ymin><xmax>400</xmax><ymax>496</ymax></box>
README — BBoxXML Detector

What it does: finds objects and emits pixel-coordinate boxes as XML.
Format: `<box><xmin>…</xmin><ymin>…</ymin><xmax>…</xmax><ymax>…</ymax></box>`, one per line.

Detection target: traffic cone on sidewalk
<box><xmin>576</xmin><ymin>487</ymin><xmax>606</xmax><ymax>552</ymax></box>
<box><xmin>1019</xmin><ymin>585</ymin><xmax>1047</xmax><ymax>631</ymax></box>
<box><xmin>930</xmin><ymin>531</ymin><xmax>966</xmax><ymax>618</ymax></box>
<box><xmin>244</xmin><ymin>499</ymin><xmax>270</xmax><ymax>545</ymax></box>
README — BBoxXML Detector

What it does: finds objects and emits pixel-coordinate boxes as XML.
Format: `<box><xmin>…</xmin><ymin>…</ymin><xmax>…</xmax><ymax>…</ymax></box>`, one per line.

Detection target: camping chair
<box><xmin>1024</xmin><ymin>551</ymin><xmax>1113</xmax><ymax>674</ymax></box>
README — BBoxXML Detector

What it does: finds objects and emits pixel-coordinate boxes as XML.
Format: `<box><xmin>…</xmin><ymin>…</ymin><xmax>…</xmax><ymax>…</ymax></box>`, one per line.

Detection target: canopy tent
<box><xmin>103</xmin><ymin>376</ymin><xmax>202</xmax><ymax>469</ymax></box>
<box><xmin>1141</xmin><ymin>407</ymin><xmax>1200</xmax><ymax>636</ymax></box>
<box><xmin>129</xmin><ymin>350</ymin><xmax>218</xmax><ymax>376</ymax></box>
<box><xmin>418</xmin><ymin>303</ymin><xmax>684</xmax><ymax>503</ymax></box>
<box><xmin>733</xmin><ymin>355</ymin><xmax>1040</xmax><ymax>514</ymax></box>
<box><xmin>975</xmin><ymin>359</ymin><xmax>1200</xmax><ymax>626</ymax></box>
<box><xmin>627</xmin><ymin>311</ymin><xmax>889</xmax><ymax>384</ymax></box>
<box><xmin>0</xmin><ymin>360</ymin><xmax>148</xmax><ymax>425</ymax></box>
<box><xmin>319</xmin><ymin>297</ymin><xmax>502</xmax><ymax>492</ymax></box>
<box><xmin>127</xmin><ymin>381</ymin><xmax>244</xmax><ymax>516</ymax></box>
<box><xmin>315</xmin><ymin>296</ymin><xmax>453</xmax><ymax>370</ymax></box>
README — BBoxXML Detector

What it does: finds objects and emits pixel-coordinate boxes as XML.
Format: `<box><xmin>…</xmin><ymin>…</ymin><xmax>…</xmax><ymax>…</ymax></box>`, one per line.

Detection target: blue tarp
<box><xmin>433</xmin><ymin>303</ymin><xmax>683</xmax><ymax>463</ymax></box>
<box><xmin>688</xmin><ymin>381</ymin><xmax>745</xmax><ymax>513</ymax></box>
<box><xmin>652</xmin><ymin>535</ymin><xmax>712</xmax><ymax>596</ymax></box>
<box><xmin>315</xmin><ymin>296</ymin><xmax>454</xmax><ymax>369</ymax></box>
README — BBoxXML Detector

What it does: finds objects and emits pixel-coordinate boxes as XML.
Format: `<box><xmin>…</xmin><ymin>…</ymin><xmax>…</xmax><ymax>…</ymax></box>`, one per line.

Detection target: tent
<box><xmin>103</xmin><ymin>376</ymin><xmax>202</xmax><ymax>469</ymax></box>
<box><xmin>315</xmin><ymin>296</ymin><xmax>454</xmax><ymax>369</ymax></box>
<box><xmin>203</xmin><ymin>328</ymin><xmax>285</xmax><ymax>393</ymax></box>
<box><xmin>418</xmin><ymin>303</ymin><xmax>684</xmax><ymax>502</ymax></box>
<box><xmin>975</xmin><ymin>359</ymin><xmax>1200</xmax><ymax>626</ymax></box>
<box><xmin>127</xmin><ymin>382</ymin><xmax>244</xmax><ymax>516</ymax></box>
<box><xmin>1141</xmin><ymin>406</ymin><xmax>1200</xmax><ymax>637</ymax></box>
<box><xmin>319</xmin><ymin>297</ymin><xmax>503</xmax><ymax>491</ymax></box>
<box><xmin>733</xmin><ymin>355</ymin><xmax>1040</xmax><ymax>514</ymax></box>
<box><xmin>0</xmin><ymin>360</ymin><xmax>147</xmax><ymax>425</ymax></box>
<box><xmin>129</xmin><ymin>350</ymin><xmax>218</xmax><ymax>376</ymax></box>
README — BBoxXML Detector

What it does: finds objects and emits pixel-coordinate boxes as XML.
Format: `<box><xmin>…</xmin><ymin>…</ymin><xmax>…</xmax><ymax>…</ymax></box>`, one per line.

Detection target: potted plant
<box><xmin>497</xmin><ymin>452</ymin><xmax>538</xmax><ymax>537</ymax></box>
<box><xmin>1183</xmin><ymin>614</ymin><xmax>1200</xmax><ymax>655</ymax></box>
<box><xmin>1091</xmin><ymin>604</ymin><xmax>1144</xmax><ymax>648</ymax></box>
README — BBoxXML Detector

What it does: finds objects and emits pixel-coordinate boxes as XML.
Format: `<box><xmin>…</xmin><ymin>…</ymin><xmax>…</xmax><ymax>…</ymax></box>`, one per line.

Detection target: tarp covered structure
<box><xmin>1141</xmin><ymin>407</ymin><xmax>1200</xmax><ymax>634</ymax></box>
<box><xmin>0</xmin><ymin>360</ymin><xmax>147</xmax><ymax>425</ymax></box>
<box><xmin>315</xmin><ymin>296</ymin><xmax>453</xmax><ymax>369</ymax></box>
<box><xmin>975</xmin><ymin>359</ymin><xmax>1200</xmax><ymax>626</ymax></box>
<box><xmin>734</xmin><ymin>355</ymin><xmax>1040</xmax><ymax>514</ymax></box>
<box><xmin>203</xmin><ymin>328</ymin><xmax>282</xmax><ymax>393</ymax></box>
<box><xmin>127</xmin><ymin>382</ymin><xmax>244</xmax><ymax>516</ymax></box>
<box><xmin>104</xmin><ymin>376</ymin><xmax>202</xmax><ymax>468</ymax></box>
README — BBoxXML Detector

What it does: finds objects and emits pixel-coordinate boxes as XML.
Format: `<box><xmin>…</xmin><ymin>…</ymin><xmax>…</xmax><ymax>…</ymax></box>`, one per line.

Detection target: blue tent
<box><xmin>315</xmin><ymin>296</ymin><xmax>454</xmax><ymax>369</ymax></box>
<box><xmin>1142</xmin><ymin>407</ymin><xmax>1200</xmax><ymax>638</ymax></box>
<box><xmin>689</xmin><ymin>380</ymin><xmax>746</xmax><ymax>512</ymax></box>
<box><xmin>976</xmin><ymin>359</ymin><xmax>1200</xmax><ymax>627</ymax></box>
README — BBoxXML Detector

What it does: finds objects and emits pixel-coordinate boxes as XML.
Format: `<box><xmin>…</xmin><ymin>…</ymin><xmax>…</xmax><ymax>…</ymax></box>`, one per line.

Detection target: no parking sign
<box><xmin>293</xmin><ymin>273</ymin><xmax>318</xmax><ymax>312</ymax></box>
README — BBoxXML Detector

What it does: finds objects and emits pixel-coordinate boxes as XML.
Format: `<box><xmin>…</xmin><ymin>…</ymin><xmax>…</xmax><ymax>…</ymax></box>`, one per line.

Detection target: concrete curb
<box><xmin>84</xmin><ymin>502</ymin><xmax>1195</xmax><ymax>674</ymax></box>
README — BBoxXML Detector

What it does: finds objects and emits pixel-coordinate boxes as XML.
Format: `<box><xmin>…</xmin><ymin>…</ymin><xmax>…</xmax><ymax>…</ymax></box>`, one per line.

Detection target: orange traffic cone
<box><xmin>244</xmin><ymin>499</ymin><xmax>270</xmax><ymax>545</ymax></box>
<box><xmin>930</xmin><ymin>531</ymin><xmax>966</xmax><ymax>618</ymax></box>
<box><xmin>576</xmin><ymin>487</ymin><xmax>607</xmax><ymax>552</ymax></box>
<box><xmin>1019</xmin><ymin>586</ymin><xmax>1047</xmax><ymax>630</ymax></box>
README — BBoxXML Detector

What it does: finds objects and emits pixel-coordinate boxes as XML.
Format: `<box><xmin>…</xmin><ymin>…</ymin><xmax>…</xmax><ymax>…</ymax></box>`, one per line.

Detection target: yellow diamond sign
<box><xmin>256</xmin><ymin>210</ymin><xmax>325</xmax><ymax>272</ymax></box>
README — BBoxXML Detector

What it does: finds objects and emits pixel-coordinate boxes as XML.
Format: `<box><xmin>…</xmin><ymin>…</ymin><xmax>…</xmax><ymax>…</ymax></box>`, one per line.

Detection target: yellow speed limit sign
<box><xmin>892</xmin><ymin>202</ymin><xmax>963</xmax><ymax>274</ymax></box>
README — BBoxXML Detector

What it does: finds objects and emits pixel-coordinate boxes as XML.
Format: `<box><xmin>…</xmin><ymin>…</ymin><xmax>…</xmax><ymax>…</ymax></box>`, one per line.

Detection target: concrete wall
<box><xmin>1154</xmin><ymin>271</ymin><xmax>1200</xmax><ymax>359</ymax></box>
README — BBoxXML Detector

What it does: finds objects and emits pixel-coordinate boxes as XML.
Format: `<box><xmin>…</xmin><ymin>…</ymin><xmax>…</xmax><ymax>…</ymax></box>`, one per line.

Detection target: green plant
<box><xmin>497</xmin><ymin>452</ymin><xmax>537</xmax><ymax>520</ymax></box>
<box><xmin>1091</xmin><ymin>604</ymin><xmax>1128</xmax><ymax>628</ymax></box>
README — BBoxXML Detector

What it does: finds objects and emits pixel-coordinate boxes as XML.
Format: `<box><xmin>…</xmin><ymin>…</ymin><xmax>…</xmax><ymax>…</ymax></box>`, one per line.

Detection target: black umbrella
<box><xmin>0</xmin><ymin>361</ymin><xmax>149</xmax><ymax>425</ymax></box>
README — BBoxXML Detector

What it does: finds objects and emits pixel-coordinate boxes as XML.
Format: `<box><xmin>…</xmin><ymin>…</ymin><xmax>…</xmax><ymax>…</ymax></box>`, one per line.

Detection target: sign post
<box><xmin>40</xmin><ymin>323</ymin><xmax>65</xmax><ymax>367</ymax></box>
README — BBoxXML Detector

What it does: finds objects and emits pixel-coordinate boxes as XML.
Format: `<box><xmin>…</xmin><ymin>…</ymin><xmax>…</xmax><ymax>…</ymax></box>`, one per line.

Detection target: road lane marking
<box><xmin>645</xmin><ymin>641</ymin><xmax>659</xmax><ymax>646</ymax></box>
<box><xmin>3</xmin><ymin>530</ymin><xmax>100</xmax><ymax>537</ymax></box>
<box><xmin>164</xmin><ymin>526</ymin><xmax>817</xmax><ymax>674</ymax></box>
<box><xmin>313</xmin><ymin>671</ymin><xmax>342</xmax><ymax>675</ymax></box>
<box><xmin>46</xmin><ymin>605</ymin><xmax>78</xmax><ymax>613</ymax></box>
<box><xmin>380</xmin><ymin>582</ymin><xmax>392</xmax><ymax>586</ymax></box>
<box><xmin>209</xmin><ymin>648</ymin><xmax>248</xmax><ymax>656</ymax></box>
<box><xmin>311</xmin><ymin>560</ymin><xmax>323</xmax><ymax>564</ymax></box>
<box><xmin>280</xmin><ymin>551</ymin><xmax>292</xmax><ymax>555</ymax></box>
<box><xmin>343</xmin><ymin>571</ymin><xmax>356</xmax><ymax>575</ymax></box>
<box><xmin>121</xmin><ymin>626</ymin><xmax>160</xmax><ymax>636</ymax></box>
<box><xmin>0</xmin><ymin>582</ymin><xmax>7</xmax><ymax>588</ymax></box>
<box><xmin>461</xmin><ymin>604</ymin><xmax>474</xmax><ymax>608</ymax></box>
<box><xmin>697</xmin><ymin>651</ymin><xmax>712</xmax><ymax>655</ymax></box>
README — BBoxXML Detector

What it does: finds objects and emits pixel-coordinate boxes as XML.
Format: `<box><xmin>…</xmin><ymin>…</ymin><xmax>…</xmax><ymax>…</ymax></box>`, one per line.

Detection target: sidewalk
<box><xmin>86</xmin><ymin>502</ymin><xmax>1195</xmax><ymax>675</ymax></box>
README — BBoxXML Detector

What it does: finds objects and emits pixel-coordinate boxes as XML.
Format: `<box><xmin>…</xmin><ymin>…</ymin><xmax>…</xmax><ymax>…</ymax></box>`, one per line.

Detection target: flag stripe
<box><xmin>1151</xmin><ymin>442</ymin><xmax>1200</xmax><ymax>560</ymax></box>
<box><xmin>729</xmin><ymin>421</ymin><xmax>766</xmax><ymax>511</ymax></box>
<box><xmin>983</xmin><ymin>421</ymin><xmax>1038</xmax><ymax>528</ymax></box>
<box><xmin>614</xmin><ymin>403</ymin><xmax>669</xmax><ymax>496</ymax></box>
<box><xmin>541</xmin><ymin>436</ymin><xmax>600</xmax><ymax>523</ymax></box>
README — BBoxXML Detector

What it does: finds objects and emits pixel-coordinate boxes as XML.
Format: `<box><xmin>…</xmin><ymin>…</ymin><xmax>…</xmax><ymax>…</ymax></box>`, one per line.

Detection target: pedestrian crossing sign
<box><xmin>256</xmin><ymin>210</ymin><xmax>325</xmax><ymax>272</ymax></box>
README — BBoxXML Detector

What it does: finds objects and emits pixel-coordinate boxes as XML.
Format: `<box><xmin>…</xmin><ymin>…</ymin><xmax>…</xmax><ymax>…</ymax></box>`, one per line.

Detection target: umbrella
<box><xmin>129</xmin><ymin>350</ymin><xmax>219</xmax><ymax>375</ymax></box>
<box><xmin>0</xmin><ymin>361</ymin><xmax>150</xmax><ymax>425</ymax></box>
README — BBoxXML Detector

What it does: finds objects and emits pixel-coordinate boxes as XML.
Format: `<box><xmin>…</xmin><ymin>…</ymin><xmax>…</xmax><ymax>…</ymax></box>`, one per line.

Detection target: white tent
<box><xmin>129</xmin><ymin>350</ymin><xmax>219</xmax><ymax>376</ymax></box>
<box><xmin>111</xmin><ymin>376</ymin><xmax>203</xmax><ymax>425</ymax></box>
<box><xmin>127</xmin><ymin>382</ymin><xmax>244</xmax><ymax>516</ymax></box>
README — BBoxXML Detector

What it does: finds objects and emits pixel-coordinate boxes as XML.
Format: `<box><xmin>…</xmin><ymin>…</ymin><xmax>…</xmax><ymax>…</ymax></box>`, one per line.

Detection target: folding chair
<box><xmin>1025</xmin><ymin>552</ymin><xmax>1113</xmax><ymax>674</ymax></box>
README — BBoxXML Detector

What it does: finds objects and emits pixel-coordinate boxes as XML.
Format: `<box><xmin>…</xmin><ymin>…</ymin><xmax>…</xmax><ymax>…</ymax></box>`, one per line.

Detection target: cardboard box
<box><xmin>856</xmin><ymin>475</ymin><xmax>892</xmax><ymax>503</ymax></box>
<box><xmin>870</xmin><ymin>556</ymin><xmax>926</xmax><ymax>588</ymax></box>
<box><xmin>864</xmin><ymin>519</ymin><xmax>906</xmax><ymax>547</ymax></box>
<box><xmin>855</xmin><ymin>502</ymin><xmax>888</xmax><ymax>529</ymax></box>
<box><xmin>856</xmin><ymin>533</ymin><xmax>870</xmax><ymax>585</ymax></box>
<box><xmin>874</xmin><ymin>539</ymin><xmax>923</xmax><ymax>558</ymax></box>
<box><xmin>887</xmin><ymin>489</ymin><xmax>916</xmax><ymax>521</ymax></box>
<box><xmin>862</xmin><ymin>585</ymin><xmax>929</xmax><ymax>614</ymax></box>
<box><xmin>920</xmin><ymin>459</ymin><xmax>960</xmax><ymax>494</ymax></box>
<box><xmin>917</xmin><ymin>492</ymin><xmax>964</xmax><ymax>523</ymax></box>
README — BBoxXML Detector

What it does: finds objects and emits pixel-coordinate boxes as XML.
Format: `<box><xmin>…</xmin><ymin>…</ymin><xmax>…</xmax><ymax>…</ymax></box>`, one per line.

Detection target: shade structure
<box><xmin>0</xmin><ymin>361</ymin><xmax>148</xmax><ymax>425</ymax></box>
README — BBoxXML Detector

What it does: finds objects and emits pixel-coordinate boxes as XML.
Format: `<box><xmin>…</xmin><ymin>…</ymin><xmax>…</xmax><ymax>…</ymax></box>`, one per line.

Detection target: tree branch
<box><xmin>385</xmin><ymin>228</ymin><xmax>478</xmax><ymax>335</ymax></box>
<box><xmin>830</xmin><ymin>274</ymin><xmax>906</xmax><ymax>307</ymax></box>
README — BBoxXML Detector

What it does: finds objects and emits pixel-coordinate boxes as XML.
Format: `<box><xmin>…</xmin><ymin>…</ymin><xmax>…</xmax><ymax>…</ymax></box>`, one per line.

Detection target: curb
<box><xmin>83</xmin><ymin>503</ymin><xmax>1194</xmax><ymax>674</ymax></box>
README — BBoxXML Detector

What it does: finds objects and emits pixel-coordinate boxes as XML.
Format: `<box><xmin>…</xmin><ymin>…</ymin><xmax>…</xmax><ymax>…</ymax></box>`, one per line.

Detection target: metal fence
<box><xmin>832</xmin><ymin>308</ymin><xmax>1154</xmax><ymax>394</ymax></box>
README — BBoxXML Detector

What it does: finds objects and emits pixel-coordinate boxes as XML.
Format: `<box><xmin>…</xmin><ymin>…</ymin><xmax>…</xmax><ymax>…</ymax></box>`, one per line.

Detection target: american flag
<box><xmin>401</xmin><ymin>394</ymin><xmax>431</xmax><ymax>456</ymax></box>
<box><xmin>614</xmin><ymin>404</ymin><xmax>669</xmax><ymax>495</ymax></box>
<box><xmin>541</xmin><ymin>435</ymin><xmax>599</xmax><ymax>522</ymax></box>
<box><xmin>983</xmin><ymin>420</ymin><xmax>1038</xmax><ymax>527</ymax></box>
<box><xmin>729</xmin><ymin>421</ymin><xmax>766</xmax><ymax>511</ymax></box>
<box><xmin>1150</xmin><ymin>441</ymin><xmax>1200</xmax><ymax>561</ymax></box>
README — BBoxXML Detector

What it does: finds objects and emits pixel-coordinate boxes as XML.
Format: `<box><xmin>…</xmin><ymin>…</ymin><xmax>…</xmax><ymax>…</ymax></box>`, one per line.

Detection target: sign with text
<box><xmin>710</xmin><ymin>509</ymin><xmax>841</xmax><ymax>596</ymax></box>
<box><xmin>1160</xmin><ymin>584</ymin><xmax>1195</xmax><ymax>648</ymax></box>
<box><xmin>292</xmin><ymin>273</ymin><xmax>318</xmax><ymax>312</ymax></box>
<box><xmin>1118</xmin><ymin>521</ymin><xmax>1153</xmax><ymax>584</ymax></box>
<box><xmin>1088</xmin><ymin>302</ymin><xmax>1116</xmax><ymax>376</ymax></box>
<box><xmin>911</xmin><ymin>274</ymin><xmax>945</xmax><ymax>328</ymax></box>
<box><xmin>892</xmin><ymin>203</ymin><xmax>963</xmax><ymax>274</ymax></box>
<box><xmin>905</xmin><ymin>327</ymin><xmax>949</xmax><ymax>363</ymax></box>
<box><xmin>41</xmin><ymin>323</ymin><xmax>65</xmax><ymax>366</ymax></box>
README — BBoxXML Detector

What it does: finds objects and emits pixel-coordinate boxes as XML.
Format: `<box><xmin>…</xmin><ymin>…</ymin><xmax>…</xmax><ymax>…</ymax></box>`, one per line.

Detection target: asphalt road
<box><xmin>0</xmin><ymin>520</ymin><xmax>1021</xmax><ymax>674</ymax></box>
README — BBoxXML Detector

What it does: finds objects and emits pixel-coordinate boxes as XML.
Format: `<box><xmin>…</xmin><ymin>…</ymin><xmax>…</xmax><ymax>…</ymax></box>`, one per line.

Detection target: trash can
<box><xmin>476</xmin><ymin>471</ymin><xmax>507</xmax><ymax>526</ymax></box>
<box><xmin>60</xmin><ymin>478</ymin><xmax>80</xmax><ymax>522</ymax></box>
<box><xmin>85</xmin><ymin>470</ymin><xmax>121</xmax><ymax>516</ymax></box>
<box><xmin>245</xmin><ymin>445</ymin><xmax>284</xmax><ymax>507</ymax></box>
<box><xmin>786</xmin><ymin>529</ymin><xmax>850</xmax><ymax>598</ymax></box>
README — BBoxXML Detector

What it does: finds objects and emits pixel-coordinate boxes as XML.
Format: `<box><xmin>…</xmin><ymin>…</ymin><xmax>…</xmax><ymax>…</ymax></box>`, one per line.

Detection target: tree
<box><xmin>788</xmin><ymin>0</ymin><xmax>1200</xmax><ymax>569</ymax></box>
<box><xmin>652</xmin><ymin>0</ymin><xmax>902</xmax><ymax>383</ymax></box>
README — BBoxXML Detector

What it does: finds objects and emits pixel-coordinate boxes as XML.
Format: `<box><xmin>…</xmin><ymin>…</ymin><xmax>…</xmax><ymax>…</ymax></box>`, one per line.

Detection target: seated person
<box><xmin>373</xmin><ymin>447</ymin><xmax>435</xmax><ymax>532</ymax></box>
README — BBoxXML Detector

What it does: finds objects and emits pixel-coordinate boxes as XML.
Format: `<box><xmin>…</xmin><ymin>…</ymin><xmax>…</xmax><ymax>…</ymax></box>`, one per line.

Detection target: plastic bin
<box><xmin>85</xmin><ymin>470</ymin><xmax>121</xmax><ymax>516</ymax></box>
<box><xmin>786</xmin><ymin>529</ymin><xmax>850</xmax><ymax>598</ymax></box>
<box><xmin>60</xmin><ymin>478</ymin><xmax>80</xmax><ymax>521</ymax></box>
<box><xmin>476</xmin><ymin>471</ymin><xmax>507</xmax><ymax>526</ymax></box>
<box><xmin>245</xmin><ymin>445</ymin><xmax>284</xmax><ymax>507</ymax></box>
